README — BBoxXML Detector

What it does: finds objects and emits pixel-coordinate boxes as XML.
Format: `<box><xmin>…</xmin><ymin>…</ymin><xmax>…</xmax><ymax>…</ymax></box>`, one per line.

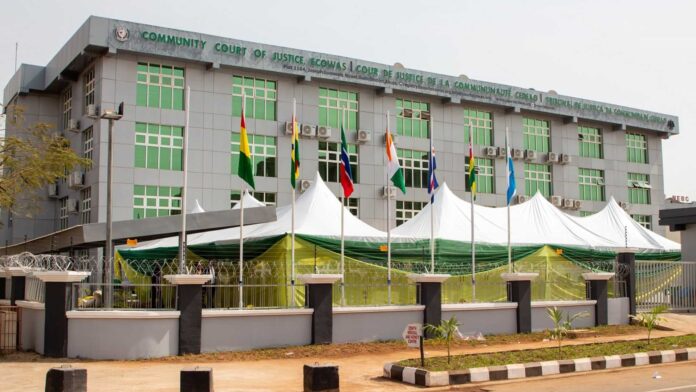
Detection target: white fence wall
<box><xmin>442</xmin><ymin>303</ymin><xmax>518</xmax><ymax>335</ymax></box>
<box><xmin>531</xmin><ymin>300</ymin><xmax>596</xmax><ymax>332</ymax></box>
<box><xmin>332</xmin><ymin>306</ymin><xmax>424</xmax><ymax>343</ymax></box>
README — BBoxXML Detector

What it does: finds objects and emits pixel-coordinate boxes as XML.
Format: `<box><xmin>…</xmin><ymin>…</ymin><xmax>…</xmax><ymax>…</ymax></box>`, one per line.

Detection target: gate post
<box><xmin>163</xmin><ymin>274</ymin><xmax>212</xmax><ymax>355</ymax></box>
<box><xmin>297</xmin><ymin>274</ymin><xmax>342</xmax><ymax>345</ymax></box>
<box><xmin>502</xmin><ymin>272</ymin><xmax>539</xmax><ymax>333</ymax></box>
<box><xmin>582</xmin><ymin>272</ymin><xmax>614</xmax><ymax>326</ymax></box>
<box><xmin>0</xmin><ymin>268</ymin><xmax>6</xmax><ymax>300</ymax></box>
<box><xmin>616</xmin><ymin>248</ymin><xmax>637</xmax><ymax>316</ymax></box>
<box><xmin>408</xmin><ymin>274</ymin><xmax>450</xmax><ymax>338</ymax></box>
<box><xmin>7</xmin><ymin>267</ymin><xmax>28</xmax><ymax>306</ymax></box>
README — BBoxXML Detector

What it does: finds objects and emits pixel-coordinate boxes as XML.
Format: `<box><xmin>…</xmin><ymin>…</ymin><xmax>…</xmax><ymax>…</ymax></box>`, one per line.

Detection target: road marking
<box><xmin>645</xmin><ymin>384</ymin><xmax>696</xmax><ymax>392</ymax></box>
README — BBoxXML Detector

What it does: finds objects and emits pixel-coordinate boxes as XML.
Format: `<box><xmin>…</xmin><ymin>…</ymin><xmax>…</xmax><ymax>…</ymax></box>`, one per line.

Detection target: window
<box><xmin>465</xmin><ymin>158</ymin><xmax>495</xmax><ymax>193</ymax></box>
<box><xmin>343</xmin><ymin>197</ymin><xmax>359</xmax><ymax>217</ymax></box>
<box><xmin>80</xmin><ymin>187</ymin><xmax>91</xmax><ymax>224</ymax></box>
<box><xmin>397</xmin><ymin>148</ymin><xmax>429</xmax><ymax>188</ymax></box>
<box><xmin>578</xmin><ymin>126</ymin><xmax>603</xmax><ymax>158</ymax></box>
<box><xmin>133</xmin><ymin>185</ymin><xmax>182</xmax><ymax>219</ymax></box>
<box><xmin>231</xmin><ymin>134</ymin><xmax>276</xmax><ymax>177</ymax></box>
<box><xmin>318</xmin><ymin>141</ymin><xmax>359</xmax><ymax>183</ymax></box>
<box><xmin>84</xmin><ymin>67</ymin><xmax>95</xmax><ymax>110</ymax></box>
<box><xmin>523</xmin><ymin>118</ymin><xmax>550</xmax><ymax>152</ymax></box>
<box><xmin>82</xmin><ymin>126</ymin><xmax>93</xmax><ymax>170</ymax></box>
<box><xmin>135</xmin><ymin>123</ymin><xmax>184</xmax><ymax>171</ymax></box>
<box><xmin>136</xmin><ymin>62</ymin><xmax>185</xmax><ymax>110</ymax></box>
<box><xmin>396</xmin><ymin>99</ymin><xmax>429</xmax><ymax>138</ymax></box>
<box><xmin>232</xmin><ymin>76</ymin><xmax>277</xmax><ymax>120</ymax></box>
<box><xmin>579</xmin><ymin>211</ymin><xmax>595</xmax><ymax>217</ymax></box>
<box><xmin>61</xmin><ymin>88</ymin><xmax>72</xmax><ymax>130</ymax></box>
<box><xmin>463</xmin><ymin>109</ymin><xmax>493</xmax><ymax>145</ymax></box>
<box><xmin>626</xmin><ymin>133</ymin><xmax>648</xmax><ymax>163</ymax></box>
<box><xmin>318</xmin><ymin>87</ymin><xmax>358</xmax><ymax>130</ymax></box>
<box><xmin>396</xmin><ymin>201</ymin><xmax>427</xmax><ymax>226</ymax></box>
<box><xmin>628</xmin><ymin>173</ymin><xmax>651</xmax><ymax>204</ymax></box>
<box><xmin>579</xmin><ymin>168</ymin><xmax>605</xmax><ymax>201</ymax></box>
<box><xmin>524</xmin><ymin>163</ymin><xmax>552</xmax><ymax>197</ymax></box>
<box><xmin>631</xmin><ymin>214</ymin><xmax>652</xmax><ymax>230</ymax></box>
<box><xmin>59</xmin><ymin>198</ymin><xmax>69</xmax><ymax>230</ymax></box>
<box><xmin>230</xmin><ymin>191</ymin><xmax>277</xmax><ymax>208</ymax></box>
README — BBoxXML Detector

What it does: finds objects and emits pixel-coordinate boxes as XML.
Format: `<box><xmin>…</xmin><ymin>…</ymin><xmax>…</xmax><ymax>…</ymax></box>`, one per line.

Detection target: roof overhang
<box><xmin>659</xmin><ymin>207</ymin><xmax>696</xmax><ymax>232</ymax></box>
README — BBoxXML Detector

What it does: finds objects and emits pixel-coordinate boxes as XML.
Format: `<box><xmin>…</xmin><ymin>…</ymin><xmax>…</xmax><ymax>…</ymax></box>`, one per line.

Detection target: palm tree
<box><xmin>631</xmin><ymin>304</ymin><xmax>668</xmax><ymax>343</ymax></box>
<box><xmin>424</xmin><ymin>316</ymin><xmax>460</xmax><ymax>364</ymax></box>
<box><xmin>547</xmin><ymin>307</ymin><xmax>589</xmax><ymax>354</ymax></box>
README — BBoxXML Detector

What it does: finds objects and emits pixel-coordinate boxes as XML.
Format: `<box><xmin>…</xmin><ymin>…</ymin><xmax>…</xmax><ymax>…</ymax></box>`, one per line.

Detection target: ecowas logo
<box><xmin>114</xmin><ymin>26</ymin><xmax>130</xmax><ymax>42</ymax></box>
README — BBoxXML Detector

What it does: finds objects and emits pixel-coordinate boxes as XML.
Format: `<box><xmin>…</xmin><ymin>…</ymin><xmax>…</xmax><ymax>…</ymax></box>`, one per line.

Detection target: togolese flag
<box><xmin>339</xmin><ymin>123</ymin><xmax>354</xmax><ymax>198</ymax></box>
<box><xmin>237</xmin><ymin>110</ymin><xmax>255</xmax><ymax>189</ymax></box>
<box><xmin>386</xmin><ymin>126</ymin><xmax>406</xmax><ymax>194</ymax></box>
<box><xmin>290</xmin><ymin>114</ymin><xmax>300</xmax><ymax>189</ymax></box>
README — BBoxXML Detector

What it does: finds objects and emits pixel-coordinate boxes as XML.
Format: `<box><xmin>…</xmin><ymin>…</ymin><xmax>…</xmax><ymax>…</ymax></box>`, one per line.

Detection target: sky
<box><xmin>0</xmin><ymin>0</ymin><xmax>694</xmax><ymax>199</ymax></box>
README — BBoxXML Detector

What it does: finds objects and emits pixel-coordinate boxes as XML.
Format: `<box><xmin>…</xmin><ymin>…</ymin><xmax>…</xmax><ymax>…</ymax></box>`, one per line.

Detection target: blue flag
<box><xmin>506</xmin><ymin>149</ymin><xmax>517</xmax><ymax>205</ymax></box>
<box><xmin>427</xmin><ymin>135</ymin><xmax>439</xmax><ymax>203</ymax></box>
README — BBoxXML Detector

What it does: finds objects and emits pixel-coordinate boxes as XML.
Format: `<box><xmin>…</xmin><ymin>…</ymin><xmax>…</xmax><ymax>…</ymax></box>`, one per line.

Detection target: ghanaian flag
<box><xmin>237</xmin><ymin>110</ymin><xmax>255</xmax><ymax>189</ymax></box>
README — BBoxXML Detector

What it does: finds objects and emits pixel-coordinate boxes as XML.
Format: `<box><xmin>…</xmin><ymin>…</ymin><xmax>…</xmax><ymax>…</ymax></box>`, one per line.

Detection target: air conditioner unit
<box><xmin>560</xmin><ymin>153</ymin><xmax>572</xmax><ymax>165</ymax></box>
<box><xmin>512</xmin><ymin>149</ymin><xmax>524</xmax><ymax>160</ymax></box>
<box><xmin>550</xmin><ymin>195</ymin><xmax>563</xmax><ymax>207</ymax></box>
<box><xmin>381</xmin><ymin>186</ymin><xmax>396</xmax><ymax>199</ymax></box>
<box><xmin>596</xmin><ymin>178</ymin><xmax>605</xmax><ymax>186</ymax></box>
<box><xmin>483</xmin><ymin>146</ymin><xmax>497</xmax><ymax>157</ymax></box>
<box><xmin>515</xmin><ymin>194</ymin><xmax>529</xmax><ymax>204</ymax></box>
<box><xmin>563</xmin><ymin>198</ymin><xmax>575</xmax><ymax>209</ymax></box>
<box><xmin>86</xmin><ymin>104</ymin><xmax>98</xmax><ymax>118</ymax></box>
<box><xmin>357</xmin><ymin>129</ymin><xmax>371</xmax><ymax>143</ymax></box>
<box><xmin>284</xmin><ymin>121</ymin><xmax>295</xmax><ymax>135</ymax></box>
<box><xmin>317</xmin><ymin>126</ymin><xmax>331</xmax><ymax>139</ymax></box>
<box><xmin>67</xmin><ymin>119</ymin><xmax>80</xmax><ymax>133</ymax></box>
<box><xmin>47</xmin><ymin>183</ymin><xmax>59</xmax><ymax>198</ymax></box>
<box><xmin>301</xmin><ymin>124</ymin><xmax>316</xmax><ymax>138</ymax></box>
<box><xmin>68</xmin><ymin>171</ymin><xmax>84</xmax><ymax>189</ymax></box>
<box><xmin>619</xmin><ymin>201</ymin><xmax>629</xmax><ymax>210</ymax></box>
<box><xmin>524</xmin><ymin>150</ymin><xmax>537</xmax><ymax>161</ymax></box>
<box><xmin>67</xmin><ymin>198</ymin><xmax>79</xmax><ymax>214</ymax></box>
<box><xmin>547</xmin><ymin>152</ymin><xmax>559</xmax><ymax>163</ymax></box>
<box><xmin>496</xmin><ymin>147</ymin><xmax>507</xmax><ymax>159</ymax></box>
<box><xmin>573</xmin><ymin>199</ymin><xmax>583</xmax><ymax>210</ymax></box>
<box><xmin>299</xmin><ymin>179</ymin><xmax>312</xmax><ymax>193</ymax></box>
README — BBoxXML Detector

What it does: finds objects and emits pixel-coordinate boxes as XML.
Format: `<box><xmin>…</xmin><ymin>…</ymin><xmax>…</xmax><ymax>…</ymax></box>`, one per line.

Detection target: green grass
<box><xmin>399</xmin><ymin>334</ymin><xmax>696</xmax><ymax>371</ymax></box>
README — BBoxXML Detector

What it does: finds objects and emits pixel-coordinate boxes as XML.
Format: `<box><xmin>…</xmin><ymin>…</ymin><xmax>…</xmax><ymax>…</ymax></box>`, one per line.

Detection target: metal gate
<box><xmin>636</xmin><ymin>261</ymin><xmax>696</xmax><ymax>312</ymax></box>
<box><xmin>0</xmin><ymin>305</ymin><xmax>20</xmax><ymax>352</ymax></box>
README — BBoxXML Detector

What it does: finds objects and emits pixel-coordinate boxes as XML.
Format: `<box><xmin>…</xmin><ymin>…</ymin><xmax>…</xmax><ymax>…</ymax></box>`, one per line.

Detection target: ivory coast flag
<box><xmin>386</xmin><ymin>127</ymin><xmax>406</xmax><ymax>194</ymax></box>
<box><xmin>290</xmin><ymin>115</ymin><xmax>300</xmax><ymax>189</ymax></box>
<box><xmin>237</xmin><ymin>111</ymin><xmax>255</xmax><ymax>189</ymax></box>
<box><xmin>468</xmin><ymin>129</ymin><xmax>477</xmax><ymax>198</ymax></box>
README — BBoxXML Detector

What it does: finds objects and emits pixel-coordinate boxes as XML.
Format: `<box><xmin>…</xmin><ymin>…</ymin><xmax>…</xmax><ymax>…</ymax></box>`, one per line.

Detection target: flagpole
<box><xmin>430</xmin><ymin>121</ymin><xmax>435</xmax><ymax>274</ymax></box>
<box><xmin>506</xmin><ymin>126</ymin><xmax>512</xmax><ymax>273</ymax></box>
<box><xmin>239</xmin><ymin>93</ymin><xmax>246</xmax><ymax>308</ymax></box>
<box><xmin>340</xmin><ymin>108</ymin><xmax>346</xmax><ymax>306</ymax></box>
<box><xmin>178</xmin><ymin>85</ymin><xmax>191</xmax><ymax>273</ymax></box>
<box><xmin>470</xmin><ymin>125</ymin><xmax>476</xmax><ymax>301</ymax></box>
<box><xmin>386</xmin><ymin>111</ymin><xmax>392</xmax><ymax>305</ymax></box>
<box><xmin>291</xmin><ymin>98</ymin><xmax>297</xmax><ymax>307</ymax></box>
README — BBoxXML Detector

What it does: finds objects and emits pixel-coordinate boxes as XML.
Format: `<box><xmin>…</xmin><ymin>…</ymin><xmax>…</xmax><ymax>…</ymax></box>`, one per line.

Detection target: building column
<box><xmin>582</xmin><ymin>272</ymin><xmax>614</xmax><ymax>326</ymax></box>
<box><xmin>164</xmin><ymin>274</ymin><xmax>212</xmax><ymax>355</ymax></box>
<box><xmin>298</xmin><ymin>274</ymin><xmax>342</xmax><ymax>345</ymax></box>
<box><xmin>616</xmin><ymin>248</ymin><xmax>637</xmax><ymax>316</ymax></box>
<box><xmin>7</xmin><ymin>267</ymin><xmax>28</xmax><ymax>306</ymax></box>
<box><xmin>408</xmin><ymin>274</ymin><xmax>450</xmax><ymax>338</ymax></box>
<box><xmin>0</xmin><ymin>268</ymin><xmax>6</xmax><ymax>300</ymax></box>
<box><xmin>34</xmin><ymin>271</ymin><xmax>91</xmax><ymax>358</ymax></box>
<box><xmin>502</xmin><ymin>272</ymin><xmax>539</xmax><ymax>333</ymax></box>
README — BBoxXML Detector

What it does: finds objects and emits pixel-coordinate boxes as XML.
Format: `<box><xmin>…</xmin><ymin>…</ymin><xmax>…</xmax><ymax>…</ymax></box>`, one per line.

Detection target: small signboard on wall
<box><xmin>402</xmin><ymin>323</ymin><xmax>422</xmax><ymax>348</ymax></box>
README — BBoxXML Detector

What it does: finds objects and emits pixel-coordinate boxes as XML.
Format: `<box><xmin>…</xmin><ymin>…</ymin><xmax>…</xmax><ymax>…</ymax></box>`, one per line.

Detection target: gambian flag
<box><xmin>290</xmin><ymin>115</ymin><xmax>300</xmax><ymax>189</ymax></box>
<box><xmin>237</xmin><ymin>110</ymin><xmax>255</xmax><ymax>189</ymax></box>
<box><xmin>386</xmin><ymin>127</ymin><xmax>406</xmax><ymax>194</ymax></box>
<box><xmin>467</xmin><ymin>128</ymin><xmax>477</xmax><ymax>199</ymax></box>
<box><xmin>339</xmin><ymin>123</ymin><xmax>354</xmax><ymax>198</ymax></box>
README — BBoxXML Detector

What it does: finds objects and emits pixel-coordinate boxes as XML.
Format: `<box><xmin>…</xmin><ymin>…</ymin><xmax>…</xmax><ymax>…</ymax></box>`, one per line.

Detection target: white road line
<box><xmin>645</xmin><ymin>384</ymin><xmax>696</xmax><ymax>392</ymax></box>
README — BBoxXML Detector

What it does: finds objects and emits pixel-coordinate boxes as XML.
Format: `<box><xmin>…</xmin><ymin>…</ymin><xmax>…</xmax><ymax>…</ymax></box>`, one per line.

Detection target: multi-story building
<box><xmin>0</xmin><ymin>16</ymin><xmax>679</xmax><ymax>247</ymax></box>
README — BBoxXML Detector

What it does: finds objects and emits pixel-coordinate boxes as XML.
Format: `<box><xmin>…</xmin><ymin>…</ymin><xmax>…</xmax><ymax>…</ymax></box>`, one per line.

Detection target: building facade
<box><xmin>0</xmin><ymin>16</ymin><xmax>679</xmax><ymax>246</ymax></box>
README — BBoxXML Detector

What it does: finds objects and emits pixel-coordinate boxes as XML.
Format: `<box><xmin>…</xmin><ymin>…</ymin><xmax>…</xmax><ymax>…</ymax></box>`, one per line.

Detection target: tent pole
<box><xmin>386</xmin><ymin>111</ymin><xmax>392</xmax><ymax>305</ymax></box>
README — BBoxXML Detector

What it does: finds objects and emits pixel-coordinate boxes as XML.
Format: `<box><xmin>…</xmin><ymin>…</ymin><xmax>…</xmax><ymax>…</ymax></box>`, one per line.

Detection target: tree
<box><xmin>631</xmin><ymin>304</ymin><xmax>668</xmax><ymax>343</ymax></box>
<box><xmin>547</xmin><ymin>306</ymin><xmax>589</xmax><ymax>354</ymax></box>
<box><xmin>0</xmin><ymin>105</ymin><xmax>89</xmax><ymax>216</ymax></box>
<box><xmin>424</xmin><ymin>316</ymin><xmax>460</xmax><ymax>364</ymax></box>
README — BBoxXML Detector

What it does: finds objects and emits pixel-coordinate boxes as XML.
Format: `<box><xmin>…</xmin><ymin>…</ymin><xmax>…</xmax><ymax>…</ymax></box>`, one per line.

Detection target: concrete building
<box><xmin>0</xmin><ymin>16</ymin><xmax>679</xmax><ymax>247</ymax></box>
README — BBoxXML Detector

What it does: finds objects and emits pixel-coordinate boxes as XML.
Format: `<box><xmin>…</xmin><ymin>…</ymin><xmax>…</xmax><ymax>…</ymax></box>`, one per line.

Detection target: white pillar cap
<box><xmin>501</xmin><ymin>272</ymin><xmax>539</xmax><ymax>282</ymax></box>
<box><xmin>32</xmin><ymin>271</ymin><xmax>91</xmax><ymax>283</ymax></box>
<box><xmin>296</xmin><ymin>274</ymin><xmax>343</xmax><ymax>284</ymax></box>
<box><xmin>6</xmin><ymin>267</ymin><xmax>31</xmax><ymax>277</ymax></box>
<box><xmin>407</xmin><ymin>273</ymin><xmax>451</xmax><ymax>283</ymax></box>
<box><xmin>582</xmin><ymin>272</ymin><xmax>615</xmax><ymax>281</ymax></box>
<box><xmin>163</xmin><ymin>274</ymin><xmax>213</xmax><ymax>285</ymax></box>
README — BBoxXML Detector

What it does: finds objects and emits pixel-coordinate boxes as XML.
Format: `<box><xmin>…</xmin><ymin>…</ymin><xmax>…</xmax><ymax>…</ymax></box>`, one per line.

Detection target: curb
<box><xmin>383</xmin><ymin>347</ymin><xmax>696</xmax><ymax>387</ymax></box>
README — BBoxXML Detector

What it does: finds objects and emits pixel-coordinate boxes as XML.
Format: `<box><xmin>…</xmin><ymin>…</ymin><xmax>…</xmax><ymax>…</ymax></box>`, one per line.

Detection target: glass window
<box><xmin>232</xmin><ymin>76</ymin><xmax>277</xmax><ymax>121</ymax></box>
<box><xmin>319</xmin><ymin>87</ymin><xmax>358</xmax><ymax>130</ymax></box>
<box><xmin>396</xmin><ymin>98</ymin><xmax>429</xmax><ymax>138</ymax></box>
<box><xmin>397</xmin><ymin>148</ymin><xmax>429</xmax><ymax>188</ymax></box>
<box><xmin>631</xmin><ymin>214</ymin><xmax>652</xmax><ymax>230</ymax></box>
<box><xmin>136</xmin><ymin>62</ymin><xmax>185</xmax><ymax>110</ymax></box>
<box><xmin>578</xmin><ymin>126</ymin><xmax>603</xmax><ymax>158</ymax></box>
<box><xmin>578</xmin><ymin>168</ymin><xmax>605</xmax><ymax>201</ymax></box>
<box><xmin>82</xmin><ymin>126</ymin><xmax>93</xmax><ymax>171</ymax></box>
<box><xmin>396</xmin><ymin>201</ymin><xmax>427</xmax><ymax>226</ymax></box>
<box><xmin>133</xmin><ymin>185</ymin><xmax>182</xmax><ymax>219</ymax></box>
<box><xmin>134</xmin><ymin>123</ymin><xmax>184</xmax><ymax>171</ymax></box>
<box><xmin>465</xmin><ymin>158</ymin><xmax>495</xmax><ymax>193</ymax></box>
<box><xmin>231</xmin><ymin>133</ymin><xmax>276</xmax><ymax>177</ymax></box>
<box><xmin>61</xmin><ymin>88</ymin><xmax>72</xmax><ymax>131</ymax></box>
<box><xmin>59</xmin><ymin>197</ymin><xmax>69</xmax><ymax>230</ymax></box>
<box><xmin>628</xmin><ymin>173</ymin><xmax>651</xmax><ymax>204</ymax></box>
<box><xmin>83</xmin><ymin>67</ymin><xmax>95</xmax><ymax>110</ymax></box>
<box><xmin>626</xmin><ymin>133</ymin><xmax>648</xmax><ymax>163</ymax></box>
<box><xmin>339</xmin><ymin>197</ymin><xmax>360</xmax><ymax>217</ymax></box>
<box><xmin>318</xmin><ymin>141</ymin><xmax>359</xmax><ymax>183</ymax></box>
<box><xmin>523</xmin><ymin>117</ymin><xmax>550</xmax><ymax>152</ymax></box>
<box><xmin>80</xmin><ymin>187</ymin><xmax>91</xmax><ymax>225</ymax></box>
<box><xmin>579</xmin><ymin>211</ymin><xmax>595</xmax><ymax>217</ymax></box>
<box><xmin>524</xmin><ymin>163</ymin><xmax>552</xmax><ymax>197</ymax></box>
<box><xmin>463</xmin><ymin>109</ymin><xmax>493</xmax><ymax>145</ymax></box>
<box><xmin>230</xmin><ymin>191</ymin><xmax>277</xmax><ymax>208</ymax></box>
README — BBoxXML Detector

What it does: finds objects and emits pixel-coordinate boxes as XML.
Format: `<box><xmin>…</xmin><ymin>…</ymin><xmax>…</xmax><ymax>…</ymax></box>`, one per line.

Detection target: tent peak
<box><xmin>190</xmin><ymin>199</ymin><xmax>206</xmax><ymax>213</ymax></box>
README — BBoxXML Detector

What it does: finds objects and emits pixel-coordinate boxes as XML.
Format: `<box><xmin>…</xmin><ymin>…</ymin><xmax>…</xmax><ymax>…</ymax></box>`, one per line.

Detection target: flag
<box><xmin>467</xmin><ymin>129</ymin><xmax>477</xmax><ymax>199</ymax></box>
<box><xmin>237</xmin><ymin>110</ymin><xmax>255</xmax><ymax>189</ymax></box>
<box><xmin>427</xmin><ymin>135</ymin><xmax>439</xmax><ymax>203</ymax></box>
<box><xmin>506</xmin><ymin>142</ymin><xmax>517</xmax><ymax>205</ymax></box>
<box><xmin>339</xmin><ymin>123</ymin><xmax>354</xmax><ymax>198</ymax></box>
<box><xmin>290</xmin><ymin>114</ymin><xmax>300</xmax><ymax>189</ymax></box>
<box><xmin>386</xmin><ymin>127</ymin><xmax>406</xmax><ymax>194</ymax></box>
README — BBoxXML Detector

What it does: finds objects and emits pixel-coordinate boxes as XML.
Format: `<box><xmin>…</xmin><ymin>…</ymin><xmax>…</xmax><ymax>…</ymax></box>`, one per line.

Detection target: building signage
<box><xmin>669</xmin><ymin>195</ymin><xmax>691</xmax><ymax>203</ymax></box>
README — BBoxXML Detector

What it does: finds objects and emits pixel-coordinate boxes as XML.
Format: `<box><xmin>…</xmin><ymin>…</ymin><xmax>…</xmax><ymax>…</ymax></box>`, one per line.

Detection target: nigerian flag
<box><xmin>237</xmin><ymin>110</ymin><xmax>255</xmax><ymax>189</ymax></box>
<box><xmin>386</xmin><ymin>126</ymin><xmax>406</xmax><ymax>194</ymax></box>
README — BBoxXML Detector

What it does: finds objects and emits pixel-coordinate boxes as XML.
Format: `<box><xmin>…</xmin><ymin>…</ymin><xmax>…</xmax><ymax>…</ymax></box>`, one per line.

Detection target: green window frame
<box><xmin>232</xmin><ymin>76</ymin><xmax>277</xmax><ymax>120</ymax></box>
<box><xmin>628</xmin><ymin>173</ymin><xmax>651</xmax><ymax>204</ymax></box>
<box><xmin>578</xmin><ymin>126</ymin><xmax>603</xmax><ymax>158</ymax></box>
<box><xmin>83</xmin><ymin>67</ymin><xmax>95</xmax><ymax>110</ymax></box>
<box><xmin>136</xmin><ymin>62</ymin><xmax>185</xmax><ymax>110</ymax></box>
<box><xmin>523</xmin><ymin>118</ymin><xmax>550</xmax><ymax>152</ymax></box>
<box><xmin>396</xmin><ymin>201</ymin><xmax>427</xmax><ymax>226</ymax></box>
<box><xmin>319</xmin><ymin>87</ymin><xmax>358</xmax><ymax>130</ymax></box>
<box><xmin>579</xmin><ymin>211</ymin><xmax>595</xmax><ymax>217</ymax></box>
<box><xmin>396</xmin><ymin>98</ymin><xmax>429</xmax><ymax>138</ymax></box>
<box><xmin>231</xmin><ymin>133</ymin><xmax>276</xmax><ymax>177</ymax></box>
<box><xmin>341</xmin><ymin>197</ymin><xmax>359</xmax><ymax>217</ymax></box>
<box><xmin>59</xmin><ymin>197</ymin><xmax>69</xmax><ymax>230</ymax></box>
<box><xmin>397</xmin><ymin>148</ymin><xmax>429</xmax><ymax>188</ymax></box>
<box><xmin>61</xmin><ymin>88</ymin><xmax>72</xmax><ymax>131</ymax></box>
<box><xmin>524</xmin><ymin>163</ymin><xmax>552</xmax><ymax>197</ymax></box>
<box><xmin>579</xmin><ymin>168</ymin><xmax>605</xmax><ymax>201</ymax></box>
<box><xmin>230</xmin><ymin>191</ymin><xmax>277</xmax><ymax>208</ymax></box>
<box><xmin>134</xmin><ymin>123</ymin><xmax>184</xmax><ymax>171</ymax></box>
<box><xmin>82</xmin><ymin>126</ymin><xmax>94</xmax><ymax>171</ymax></box>
<box><xmin>318</xmin><ymin>141</ymin><xmax>359</xmax><ymax>183</ymax></box>
<box><xmin>464</xmin><ymin>109</ymin><xmax>493</xmax><ymax>146</ymax></box>
<box><xmin>626</xmin><ymin>133</ymin><xmax>648</xmax><ymax>163</ymax></box>
<box><xmin>631</xmin><ymin>214</ymin><xmax>652</xmax><ymax>230</ymax></box>
<box><xmin>465</xmin><ymin>158</ymin><xmax>495</xmax><ymax>193</ymax></box>
<box><xmin>80</xmin><ymin>187</ymin><xmax>91</xmax><ymax>225</ymax></box>
<box><xmin>133</xmin><ymin>185</ymin><xmax>182</xmax><ymax>219</ymax></box>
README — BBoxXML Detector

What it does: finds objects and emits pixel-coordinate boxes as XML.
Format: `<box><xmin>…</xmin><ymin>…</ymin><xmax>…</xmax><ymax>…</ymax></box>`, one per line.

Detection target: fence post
<box><xmin>33</xmin><ymin>271</ymin><xmax>91</xmax><ymax>358</ymax></box>
<box><xmin>616</xmin><ymin>248</ymin><xmax>637</xmax><ymax>316</ymax></box>
<box><xmin>582</xmin><ymin>272</ymin><xmax>614</xmax><ymax>326</ymax></box>
<box><xmin>297</xmin><ymin>274</ymin><xmax>343</xmax><ymax>345</ymax></box>
<box><xmin>0</xmin><ymin>269</ymin><xmax>6</xmax><ymax>300</ymax></box>
<box><xmin>501</xmin><ymin>272</ymin><xmax>539</xmax><ymax>333</ymax></box>
<box><xmin>163</xmin><ymin>274</ymin><xmax>212</xmax><ymax>355</ymax></box>
<box><xmin>7</xmin><ymin>267</ymin><xmax>28</xmax><ymax>306</ymax></box>
<box><xmin>408</xmin><ymin>274</ymin><xmax>450</xmax><ymax>338</ymax></box>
